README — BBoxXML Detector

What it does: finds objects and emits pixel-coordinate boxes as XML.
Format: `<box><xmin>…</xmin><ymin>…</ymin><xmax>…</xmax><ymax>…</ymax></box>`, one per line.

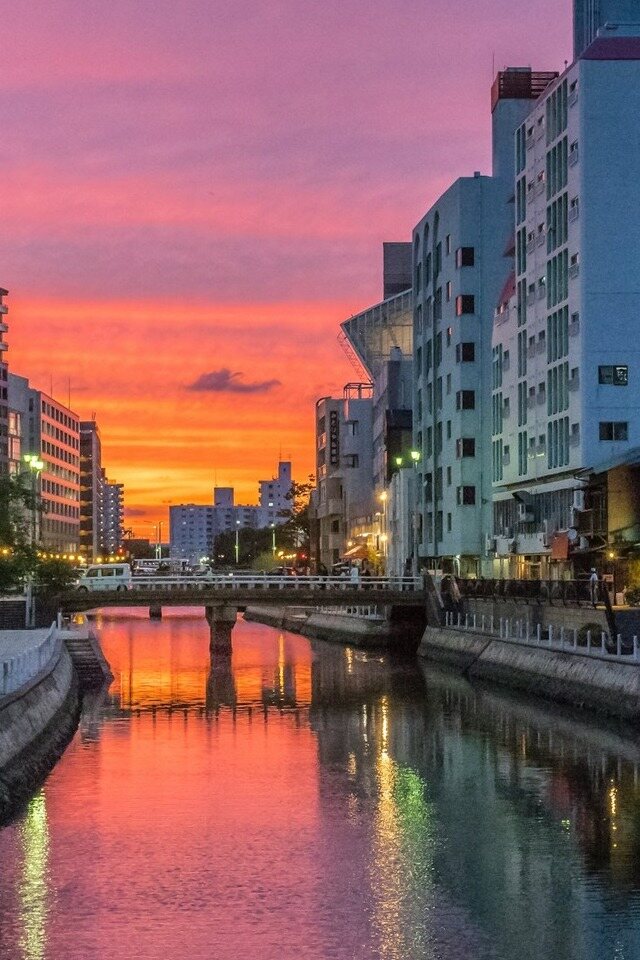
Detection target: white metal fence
<box><xmin>443</xmin><ymin>610</ymin><xmax>639</xmax><ymax>663</ymax></box>
<box><xmin>316</xmin><ymin>605</ymin><xmax>384</xmax><ymax>621</ymax></box>
<box><xmin>0</xmin><ymin>623</ymin><xmax>58</xmax><ymax>698</ymax></box>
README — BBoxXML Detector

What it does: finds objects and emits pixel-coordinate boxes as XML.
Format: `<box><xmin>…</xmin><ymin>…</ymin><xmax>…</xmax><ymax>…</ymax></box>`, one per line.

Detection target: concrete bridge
<box><xmin>58</xmin><ymin>574</ymin><xmax>427</xmax><ymax>653</ymax></box>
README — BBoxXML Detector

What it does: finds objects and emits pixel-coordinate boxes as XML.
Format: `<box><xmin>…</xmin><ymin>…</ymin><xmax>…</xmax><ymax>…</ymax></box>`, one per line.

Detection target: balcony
<box><xmin>569</xmin><ymin>144</ymin><xmax>579</xmax><ymax>166</ymax></box>
<box><xmin>568</xmin><ymin>371</ymin><xmax>580</xmax><ymax>390</ymax></box>
<box><xmin>526</xmin><ymin>239</ymin><xmax>536</xmax><ymax>255</ymax></box>
<box><xmin>536</xmin><ymin>232</ymin><xmax>546</xmax><ymax>247</ymax></box>
<box><xmin>569</xmin><ymin>204</ymin><xmax>579</xmax><ymax>222</ymax></box>
<box><xmin>568</xmin><ymin>88</ymin><xmax>578</xmax><ymax>108</ymax></box>
<box><xmin>569</xmin><ymin>262</ymin><xmax>580</xmax><ymax>280</ymax></box>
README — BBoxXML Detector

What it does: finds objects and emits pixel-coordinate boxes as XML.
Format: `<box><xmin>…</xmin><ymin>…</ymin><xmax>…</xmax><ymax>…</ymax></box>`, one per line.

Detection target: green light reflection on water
<box><xmin>19</xmin><ymin>790</ymin><xmax>50</xmax><ymax>960</ymax></box>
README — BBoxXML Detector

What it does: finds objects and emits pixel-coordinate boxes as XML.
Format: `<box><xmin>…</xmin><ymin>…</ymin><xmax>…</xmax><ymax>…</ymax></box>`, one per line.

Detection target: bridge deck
<box><xmin>59</xmin><ymin>575</ymin><xmax>426</xmax><ymax>612</ymax></box>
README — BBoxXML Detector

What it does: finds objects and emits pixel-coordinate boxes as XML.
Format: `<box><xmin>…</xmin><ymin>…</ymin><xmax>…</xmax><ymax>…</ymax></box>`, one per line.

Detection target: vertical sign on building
<box><xmin>329</xmin><ymin>410</ymin><xmax>340</xmax><ymax>465</ymax></box>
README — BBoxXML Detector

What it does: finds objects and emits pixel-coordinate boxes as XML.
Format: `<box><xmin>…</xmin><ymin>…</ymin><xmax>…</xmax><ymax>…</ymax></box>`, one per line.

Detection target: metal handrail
<box><xmin>455</xmin><ymin>578</ymin><xmax>610</xmax><ymax>608</ymax></box>
<box><xmin>75</xmin><ymin>574</ymin><xmax>424</xmax><ymax>594</ymax></box>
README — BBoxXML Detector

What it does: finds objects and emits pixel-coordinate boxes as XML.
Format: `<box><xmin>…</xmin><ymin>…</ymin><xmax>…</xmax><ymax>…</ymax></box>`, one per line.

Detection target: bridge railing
<box><xmin>123</xmin><ymin>574</ymin><xmax>423</xmax><ymax>593</ymax></box>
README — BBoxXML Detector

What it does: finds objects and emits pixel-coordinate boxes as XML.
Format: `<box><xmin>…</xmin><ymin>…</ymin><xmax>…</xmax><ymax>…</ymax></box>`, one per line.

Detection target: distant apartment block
<box><xmin>9</xmin><ymin>373</ymin><xmax>80</xmax><ymax>552</ymax></box>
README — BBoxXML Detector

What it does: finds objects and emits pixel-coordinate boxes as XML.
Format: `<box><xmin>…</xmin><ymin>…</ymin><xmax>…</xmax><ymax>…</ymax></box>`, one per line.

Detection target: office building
<box><xmin>413</xmin><ymin>69</ymin><xmax>557</xmax><ymax>576</ymax></box>
<box><xmin>491</xmin><ymin>28</ymin><xmax>640</xmax><ymax>579</ymax></box>
<box><xmin>9</xmin><ymin>373</ymin><xmax>80</xmax><ymax>552</ymax></box>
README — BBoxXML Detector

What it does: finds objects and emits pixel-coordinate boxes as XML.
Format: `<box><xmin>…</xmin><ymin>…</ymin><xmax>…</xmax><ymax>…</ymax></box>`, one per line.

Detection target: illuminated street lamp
<box><xmin>410</xmin><ymin>450</ymin><xmax>421</xmax><ymax>577</ymax></box>
<box><xmin>23</xmin><ymin>454</ymin><xmax>44</xmax><ymax>545</ymax></box>
<box><xmin>270</xmin><ymin>522</ymin><xmax>276</xmax><ymax>557</ymax></box>
<box><xmin>235</xmin><ymin>520</ymin><xmax>241</xmax><ymax>565</ymax></box>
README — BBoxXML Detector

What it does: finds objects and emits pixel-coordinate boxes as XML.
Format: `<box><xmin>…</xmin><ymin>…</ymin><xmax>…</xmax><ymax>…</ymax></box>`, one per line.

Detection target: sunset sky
<box><xmin>2</xmin><ymin>0</ymin><xmax>570</xmax><ymax>533</ymax></box>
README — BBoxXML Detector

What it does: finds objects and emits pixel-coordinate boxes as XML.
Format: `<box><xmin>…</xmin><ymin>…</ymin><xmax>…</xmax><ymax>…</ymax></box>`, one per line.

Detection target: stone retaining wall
<box><xmin>0</xmin><ymin>637</ymin><xmax>80</xmax><ymax>823</ymax></box>
<box><xmin>419</xmin><ymin>626</ymin><xmax>640</xmax><ymax>720</ymax></box>
<box><xmin>244</xmin><ymin>606</ymin><xmax>422</xmax><ymax>651</ymax></box>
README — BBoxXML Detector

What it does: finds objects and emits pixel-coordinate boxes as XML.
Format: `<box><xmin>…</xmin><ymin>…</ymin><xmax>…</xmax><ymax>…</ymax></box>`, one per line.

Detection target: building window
<box><xmin>599</xmin><ymin>422</ymin><xmax>628</xmax><ymax>441</ymax></box>
<box><xmin>344</xmin><ymin>454</ymin><xmax>360</xmax><ymax>467</ymax></box>
<box><xmin>457</xmin><ymin>485</ymin><xmax>476</xmax><ymax>506</ymax></box>
<box><xmin>446</xmin><ymin>466</ymin><xmax>452</xmax><ymax>486</ymax></box>
<box><xmin>598</xmin><ymin>365</ymin><xmax>628</xmax><ymax>386</ymax></box>
<box><xmin>446</xmin><ymin>512</ymin><xmax>452</xmax><ymax>532</ymax></box>
<box><xmin>456</xmin><ymin>295</ymin><xmax>475</xmax><ymax>316</ymax></box>
<box><xmin>456</xmin><ymin>390</ymin><xmax>475</xmax><ymax>410</ymax></box>
<box><xmin>446</xmin><ymin>326</ymin><xmax>452</xmax><ymax>346</ymax></box>
<box><xmin>456</xmin><ymin>438</ymin><xmax>475</xmax><ymax>458</ymax></box>
<box><xmin>445</xmin><ymin>234</ymin><xmax>451</xmax><ymax>255</ymax></box>
<box><xmin>446</xmin><ymin>374</ymin><xmax>451</xmax><ymax>395</ymax></box>
<box><xmin>446</xmin><ymin>420</ymin><xmax>451</xmax><ymax>439</ymax></box>
<box><xmin>456</xmin><ymin>342</ymin><xmax>475</xmax><ymax>363</ymax></box>
<box><xmin>456</xmin><ymin>247</ymin><xmax>474</xmax><ymax>268</ymax></box>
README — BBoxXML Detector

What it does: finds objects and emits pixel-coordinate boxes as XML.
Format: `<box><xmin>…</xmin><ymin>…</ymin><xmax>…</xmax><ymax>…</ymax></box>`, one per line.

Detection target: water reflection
<box><xmin>1</xmin><ymin>611</ymin><xmax>640</xmax><ymax>959</ymax></box>
<box><xmin>18</xmin><ymin>792</ymin><xmax>50</xmax><ymax>960</ymax></box>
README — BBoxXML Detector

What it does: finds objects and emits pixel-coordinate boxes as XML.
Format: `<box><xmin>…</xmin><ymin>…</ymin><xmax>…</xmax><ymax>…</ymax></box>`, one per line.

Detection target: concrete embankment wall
<box><xmin>0</xmin><ymin>636</ymin><xmax>80</xmax><ymax>821</ymax></box>
<box><xmin>419</xmin><ymin>626</ymin><xmax>640</xmax><ymax>720</ymax></box>
<box><xmin>244</xmin><ymin>606</ymin><xmax>422</xmax><ymax>651</ymax></box>
<box><xmin>458</xmin><ymin>598</ymin><xmax>609</xmax><ymax>636</ymax></box>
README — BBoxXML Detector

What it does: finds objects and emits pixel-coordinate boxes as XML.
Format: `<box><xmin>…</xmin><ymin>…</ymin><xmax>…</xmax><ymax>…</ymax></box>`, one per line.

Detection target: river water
<box><xmin>1</xmin><ymin>610</ymin><xmax>640</xmax><ymax>960</ymax></box>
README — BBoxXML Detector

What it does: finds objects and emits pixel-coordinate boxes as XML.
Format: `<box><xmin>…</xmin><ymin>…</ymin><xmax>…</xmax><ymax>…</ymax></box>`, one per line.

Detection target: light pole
<box><xmin>410</xmin><ymin>450</ymin><xmax>421</xmax><ymax>577</ymax></box>
<box><xmin>156</xmin><ymin>520</ymin><xmax>163</xmax><ymax>561</ymax></box>
<box><xmin>23</xmin><ymin>454</ymin><xmax>44</xmax><ymax>546</ymax></box>
<box><xmin>235</xmin><ymin>520</ymin><xmax>240</xmax><ymax>565</ymax></box>
<box><xmin>378</xmin><ymin>491</ymin><xmax>387</xmax><ymax>573</ymax></box>
<box><xmin>270</xmin><ymin>522</ymin><xmax>276</xmax><ymax>558</ymax></box>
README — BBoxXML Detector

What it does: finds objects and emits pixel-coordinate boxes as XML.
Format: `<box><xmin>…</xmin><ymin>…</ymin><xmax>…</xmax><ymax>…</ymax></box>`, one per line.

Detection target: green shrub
<box><xmin>625</xmin><ymin>585</ymin><xmax>640</xmax><ymax>606</ymax></box>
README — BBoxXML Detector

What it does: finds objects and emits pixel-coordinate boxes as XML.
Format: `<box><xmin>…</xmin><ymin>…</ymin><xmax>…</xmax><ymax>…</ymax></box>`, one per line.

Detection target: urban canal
<box><xmin>1</xmin><ymin>610</ymin><xmax>640</xmax><ymax>960</ymax></box>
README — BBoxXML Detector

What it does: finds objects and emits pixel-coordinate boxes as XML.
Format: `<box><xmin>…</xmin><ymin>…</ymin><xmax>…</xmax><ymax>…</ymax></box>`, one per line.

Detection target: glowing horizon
<box><xmin>1</xmin><ymin>0</ymin><xmax>570</xmax><ymax>535</ymax></box>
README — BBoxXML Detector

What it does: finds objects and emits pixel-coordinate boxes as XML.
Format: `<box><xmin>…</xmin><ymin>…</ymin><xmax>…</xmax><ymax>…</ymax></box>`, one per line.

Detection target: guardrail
<box><xmin>316</xmin><ymin>605</ymin><xmax>384</xmax><ymax>621</ymax></box>
<box><xmin>81</xmin><ymin>574</ymin><xmax>424</xmax><ymax>594</ymax></box>
<box><xmin>456</xmin><ymin>578</ymin><xmax>609</xmax><ymax>607</ymax></box>
<box><xmin>444</xmin><ymin>610</ymin><xmax>638</xmax><ymax>663</ymax></box>
<box><xmin>0</xmin><ymin>623</ymin><xmax>58</xmax><ymax>698</ymax></box>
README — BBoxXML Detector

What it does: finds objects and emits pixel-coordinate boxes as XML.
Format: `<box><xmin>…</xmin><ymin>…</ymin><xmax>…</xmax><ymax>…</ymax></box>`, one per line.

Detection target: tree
<box><xmin>277</xmin><ymin>475</ymin><xmax>315</xmax><ymax>553</ymax></box>
<box><xmin>0</xmin><ymin>472</ymin><xmax>43</xmax><ymax>550</ymax></box>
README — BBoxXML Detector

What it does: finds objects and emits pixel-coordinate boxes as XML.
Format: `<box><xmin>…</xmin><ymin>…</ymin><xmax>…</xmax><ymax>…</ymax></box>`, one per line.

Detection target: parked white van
<box><xmin>76</xmin><ymin>564</ymin><xmax>132</xmax><ymax>592</ymax></box>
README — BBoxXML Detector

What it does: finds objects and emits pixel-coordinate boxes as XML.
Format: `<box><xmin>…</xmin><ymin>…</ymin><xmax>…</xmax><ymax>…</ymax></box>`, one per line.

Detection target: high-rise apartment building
<box><xmin>412</xmin><ymin>69</ymin><xmax>556</xmax><ymax>576</ymax></box>
<box><xmin>100</xmin><ymin>472</ymin><xmax>124</xmax><ymax>555</ymax></box>
<box><xmin>492</xmin><ymin>29</ymin><xmax>640</xmax><ymax>578</ymax></box>
<box><xmin>79</xmin><ymin>420</ymin><xmax>102</xmax><ymax>560</ymax></box>
<box><xmin>573</xmin><ymin>0</ymin><xmax>640</xmax><ymax>57</ymax></box>
<box><xmin>9</xmin><ymin>373</ymin><xmax>80</xmax><ymax>552</ymax></box>
<box><xmin>258</xmin><ymin>461</ymin><xmax>292</xmax><ymax>525</ymax></box>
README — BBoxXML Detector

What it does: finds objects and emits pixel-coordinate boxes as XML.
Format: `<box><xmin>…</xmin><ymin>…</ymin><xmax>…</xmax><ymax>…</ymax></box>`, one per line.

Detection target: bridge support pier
<box><xmin>149</xmin><ymin>603</ymin><xmax>162</xmax><ymax>620</ymax></box>
<box><xmin>205</xmin><ymin>605</ymin><xmax>238</xmax><ymax>655</ymax></box>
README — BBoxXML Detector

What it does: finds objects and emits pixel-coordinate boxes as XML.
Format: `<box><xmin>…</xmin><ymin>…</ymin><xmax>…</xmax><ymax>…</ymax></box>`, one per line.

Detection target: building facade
<box><xmin>79</xmin><ymin>420</ymin><xmax>102</xmax><ymax>560</ymax></box>
<box><xmin>573</xmin><ymin>0</ymin><xmax>640</xmax><ymax>57</ymax></box>
<box><xmin>258</xmin><ymin>461</ymin><xmax>292</xmax><ymax>525</ymax></box>
<box><xmin>9</xmin><ymin>374</ymin><xmax>81</xmax><ymax>552</ymax></box>
<box><xmin>100</xmin><ymin>472</ymin><xmax>124</xmax><ymax>555</ymax></box>
<box><xmin>491</xmin><ymin>30</ymin><xmax>640</xmax><ymax>580</ymax></box>
<box><xmin>311</xmin><ymin>384</ymin><xmax>374</xmax><ymax>569</ymax></box>
<box><xmin>0</xmin><ymin>289</ymin><xmax>9</xmax><ymax>475</ymax></box>
<box><xmin>411</xmin><ymin>68</ymin><xmax>557</xmax><ymax>577</ymax></box>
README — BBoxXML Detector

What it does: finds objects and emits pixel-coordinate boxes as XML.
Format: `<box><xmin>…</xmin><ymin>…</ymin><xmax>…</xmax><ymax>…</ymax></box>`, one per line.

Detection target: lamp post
<box><xmin>270</xmin><ymin>522</ymin><xmax>276</xmax><ymax>557</ymax></box>
<box><xmin>23</xmin><ymin>454</ymin><xmax>44</xmax><ymax>546</ymax></box>
<box><xmin>410</xmin><ymin>450</ymin><xmax>421</xmax><ymax>577</ymax></box>
<box><xmin>378</xmin><ymin>491</ymin><xmax>388</xmax><ymax>573</ymax></box>
<box><xmin>235</xmin><ymin>520</ymin><xmax>241</xmax><ymax>565</ymax></box>
<box><xmin>156</xmin><ymin>520</ymin><xmax>163</xmax><ymax>561</ymax></box>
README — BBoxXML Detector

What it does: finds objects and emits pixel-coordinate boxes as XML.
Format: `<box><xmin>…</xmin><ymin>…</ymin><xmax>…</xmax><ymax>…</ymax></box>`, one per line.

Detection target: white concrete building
<box><xmin>258</xmin><ymin>461</ymin><xmax>292</xmax><ymax>525</ymax></box>
<box><xmin>311</xmin><ymin>385</ymin><xmax>374</xmax><ymax>569</ymax></box>
<box><xmin>412</xmin><ymin>69</ymin><xmax>556</xmax><ymax>577</ymax></box>
<box><xmin>491</xmin><ymin>28</ymin><xmax>640</xmax><ymax>578</ymax></box>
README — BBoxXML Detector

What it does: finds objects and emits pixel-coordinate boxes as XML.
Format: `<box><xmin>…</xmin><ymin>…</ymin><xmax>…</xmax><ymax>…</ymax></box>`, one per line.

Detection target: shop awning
<box><xmin>342</xmin><ymin>544</ymin><xmax>369</xmax><ymax>560</ymax></box>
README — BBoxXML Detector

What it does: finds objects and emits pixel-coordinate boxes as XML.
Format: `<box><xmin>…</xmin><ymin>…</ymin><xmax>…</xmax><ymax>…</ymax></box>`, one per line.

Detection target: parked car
<box><xmin>76</xmin><ymin>563</ymin><xmax>133</xmax><ymax>592</ymax></box>
<box><xmin>267</xmin><ymin>566</ymin><xmax>297</xmax><ymax>577</ymax></box>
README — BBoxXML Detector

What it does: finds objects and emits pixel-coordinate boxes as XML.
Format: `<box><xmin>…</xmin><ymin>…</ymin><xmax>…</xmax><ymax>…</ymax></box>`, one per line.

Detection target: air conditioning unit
<box><xmin>517</xmin><ymin>504</ymin><xmax>535</xmax><ymax>522</ymax></box>
<box><xmin>485</xmin><ymin>535</ymin><xmax>497</xmax><ymax>554</ymax></box>
<box><xmin>542</xmin><ymin>520</ymin><xmax>552</xmax><ymax>548</ymax></box>
<box><xmin>573</xmin><ymin>490</ymin><xmax>585</xmax><ymax>511</ymax></box>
